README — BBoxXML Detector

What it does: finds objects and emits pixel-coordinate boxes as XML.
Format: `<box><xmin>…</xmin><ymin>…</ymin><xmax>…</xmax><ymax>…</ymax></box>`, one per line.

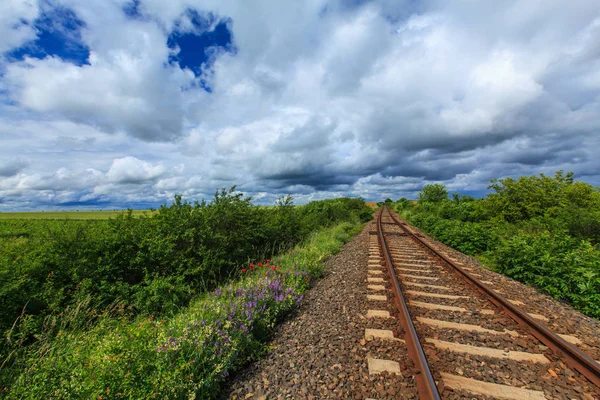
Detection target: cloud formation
<box><xmin>1</xmin><ymin>0</ymin><xmax>600</xmax><ymax>210</ymax></box>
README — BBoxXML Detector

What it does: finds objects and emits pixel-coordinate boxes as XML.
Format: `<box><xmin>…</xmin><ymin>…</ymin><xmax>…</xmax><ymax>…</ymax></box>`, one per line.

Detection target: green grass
<box><xmin>0</xmin><ymin>210</ymin><xmax>151</xmax><ymax>220</ymax></box>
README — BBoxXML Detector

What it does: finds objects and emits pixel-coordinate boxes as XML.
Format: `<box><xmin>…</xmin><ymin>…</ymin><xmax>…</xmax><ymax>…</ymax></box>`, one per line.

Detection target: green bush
<box><xmin>410</xmin><ymin>213</ymin><xmax>495</xmax><ymax>255</ymax></box>
<box><xmin>4</xmin><ymin>221</ymin><xmax>363</xmax><ymax>399</ymax></box>
<box><xmin>418</xmin><ymin>184</ymin><xmax>448</xmax><ymax>203</ymax></box>
<box><xmin>491</xmin><ymin>230</ymin><xmax>600</xmax><ymax>318</ymax></box>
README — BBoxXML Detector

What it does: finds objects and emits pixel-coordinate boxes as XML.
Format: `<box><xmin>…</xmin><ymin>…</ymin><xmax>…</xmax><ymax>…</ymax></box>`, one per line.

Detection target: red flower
<box><xmin>264</xmin><ymin>272</ymin><xmax>267</xmax><ymax>276</ymax></box>
<box><xmin>250</xmin><ymin>263</ymin><xmax>255</xmax><ymax>268</ymax></box>
<box><xmin>270</xmin><ymin>265</ymin><xmax>276</xmax><ymax>271</ymax></box>
<box><xmin>258</xmin><ymin>262</ymin><xmax>263</xmax><ymax>267</ymax></box>
<box><xmin>242</xmin><ymin>268</ymin><xmax>247</xmax><ymax>273</ymax></box>
<box><xmin>266</xmin><ymin>259</ymin><xmax>271</xmax><ymax>263</ymax></box>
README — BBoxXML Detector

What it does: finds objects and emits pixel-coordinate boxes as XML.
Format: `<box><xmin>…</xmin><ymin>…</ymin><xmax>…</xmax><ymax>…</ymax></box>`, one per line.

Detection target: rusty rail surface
<box><xmin>384</xmin><ymin>205</ymin><xmax>600</xmax><ymax>389</ymax></box>
<box><xmin>376</xmin><ymin>207</ymin><xmax>441</xmax><ymax>400</ymax></box>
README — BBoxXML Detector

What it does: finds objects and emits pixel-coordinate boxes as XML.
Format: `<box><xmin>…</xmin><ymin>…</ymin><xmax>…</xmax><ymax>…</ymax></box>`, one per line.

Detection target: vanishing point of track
<box><xmin>372</xmin><ymin>205</ymin><xmax>600</xmax><ymax>399</ymax></box>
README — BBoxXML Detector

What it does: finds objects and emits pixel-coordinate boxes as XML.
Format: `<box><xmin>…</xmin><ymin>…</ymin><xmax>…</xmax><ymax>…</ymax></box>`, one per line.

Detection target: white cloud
<box><xmin>1</xmin><ymin>0</ymin><xmax>600</xmax><ymax>209</ymax></box>
<box><xmin>0</xmin><ymin>0</ymin><xmax>39</xmax><ymax>54</ymax></box>
<box><xmin>105</xmin><ymin>156</ymin><xmax>166</xmax><ymax>184</ymax></box>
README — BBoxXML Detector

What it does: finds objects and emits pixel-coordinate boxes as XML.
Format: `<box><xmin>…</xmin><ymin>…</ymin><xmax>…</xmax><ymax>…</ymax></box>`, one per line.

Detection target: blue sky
<box><xmin>1</xmin><ymin>0</ymin><xmax>600</xmax><ymax>210</ymax></box>
<box><xmin>7</xmin><ymin>5</ymin><xmax>90</xmax><ymax>67</ymax></box>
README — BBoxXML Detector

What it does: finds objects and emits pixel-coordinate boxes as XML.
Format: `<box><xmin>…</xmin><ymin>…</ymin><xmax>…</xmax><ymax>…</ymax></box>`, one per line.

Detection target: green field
<box><xmin>0</xmin><ymin>209</ymin><xmax>151</xmax><ymax>220</ymax></box>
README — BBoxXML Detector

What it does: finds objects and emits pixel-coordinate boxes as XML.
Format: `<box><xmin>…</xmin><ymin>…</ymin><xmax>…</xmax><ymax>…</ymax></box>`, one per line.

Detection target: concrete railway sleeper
<box><xmin>369</xmin><ymin>206</ymin><xmax>600</xmax><ymax>400</ymax></box>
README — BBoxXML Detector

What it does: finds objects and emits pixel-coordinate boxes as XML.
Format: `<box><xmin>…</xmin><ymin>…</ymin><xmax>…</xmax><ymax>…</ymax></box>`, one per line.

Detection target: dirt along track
<box><xmin>226</xmin><ymin>208</ymin><xmax>600</xmax><ymax>399</ymax></box>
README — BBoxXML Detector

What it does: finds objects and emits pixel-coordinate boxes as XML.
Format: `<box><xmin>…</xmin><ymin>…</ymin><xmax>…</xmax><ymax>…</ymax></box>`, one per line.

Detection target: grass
<box><xmin>0</xmin><ymin>210</ymin><xmax>152</xmax><ymax>220</ymax></box>
<box><xmin>2</xmin><ymin>220</ymin><xmax>365</xmax><ymax>399</ymax></box>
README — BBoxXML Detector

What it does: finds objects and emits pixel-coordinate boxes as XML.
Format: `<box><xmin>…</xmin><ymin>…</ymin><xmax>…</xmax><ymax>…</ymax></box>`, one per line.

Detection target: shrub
<box><xmin>418</xmin><ymin>184</ymin><xmax>448</xmax><ymax>203</ymax></box>
<box><xmin>410</xmin><ymin>213</ymin><xmax>495</xmax><ymax>255</ymax></box>
<box><xmin>491</xmin><ymin>231</ymin><xmax>600</xmax><ymax>318</ymax></box>
<box><xmin>4</xmin><ymin>221</ymin><xmax>362</xmax><ymax>399</ymax></box>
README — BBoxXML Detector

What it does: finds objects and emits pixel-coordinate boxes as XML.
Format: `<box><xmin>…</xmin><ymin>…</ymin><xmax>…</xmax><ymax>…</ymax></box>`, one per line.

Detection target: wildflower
<box><xmin>250</xmin><ymin>263</ymin><xmax>255</xmax><ymax>268</ymax></box>
<box><xmin>270</xmin><ymin>265</ymin><xmax>276</xmax><ymax>271</ymax></box>
<box><xmin>264</xmin><ymin>272</ymin><xmax>267</xmax><ymax>277</ymax></box>
<box><xmin>266</xmin><ymin>259</ymin><xmax>271</xmax><ymax>263</ymax></box>
<box><xmin>258</xmin><ymin>262</ymin><xmax>263</xmax><ymax>267</ymax></box>
<box><xmin>242</xmin><ymin>268</ymin><xmax>247</xmax><ymax>273</ymax></box>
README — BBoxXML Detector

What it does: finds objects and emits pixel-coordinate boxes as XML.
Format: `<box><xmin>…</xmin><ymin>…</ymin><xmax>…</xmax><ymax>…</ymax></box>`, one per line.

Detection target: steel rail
<box><xmin>377</xmin><ymin>207</ymin><xmax>441</xmax><ymax>400</ymax></box>
<box><xmin>384</xmin><ymin>206</ymin><xmax>600</xmax><ymax>389</ymax></box>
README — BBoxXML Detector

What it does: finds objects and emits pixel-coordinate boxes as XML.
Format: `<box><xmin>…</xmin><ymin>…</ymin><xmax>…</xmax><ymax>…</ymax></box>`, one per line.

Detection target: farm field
<box><xmin>0</xmin><ymin>209</ymin><xmax>151</xmax><ymax>220</ymax></box>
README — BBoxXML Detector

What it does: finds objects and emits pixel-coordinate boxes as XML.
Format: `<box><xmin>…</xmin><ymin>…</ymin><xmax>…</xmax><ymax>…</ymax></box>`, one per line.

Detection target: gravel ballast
<box><xmin>225</xmin><ymin>221</ymin><xmax>418</xmax><ymax>399</ymax></box>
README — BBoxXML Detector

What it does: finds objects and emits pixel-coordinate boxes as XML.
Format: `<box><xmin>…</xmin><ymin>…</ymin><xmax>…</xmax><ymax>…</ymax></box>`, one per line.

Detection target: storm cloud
<box><xmin>1</xmin><ymin>0</ymin><xmax>600</xmax><ymax>210</ymax></box>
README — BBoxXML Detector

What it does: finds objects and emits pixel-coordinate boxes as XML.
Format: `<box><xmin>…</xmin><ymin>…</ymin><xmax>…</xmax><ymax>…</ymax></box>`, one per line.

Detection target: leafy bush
<box><xmin>418</xmin><ymin>184</ymin><xmax>448</xmax><ymax>203</ymax></box>
<box><xmin>410</xmin><ymin>213</ymin><xmax>495</xmax><ymax>255</ymax></box>
<box><xmin>492</xmin><ymin>230</ymin><xmax>600</xmax><ymax>318</ymax></box>
<box><xmin>4</xmin><ymin>221</ymin><xmax>362</xmax><ymax>399</ymax></box>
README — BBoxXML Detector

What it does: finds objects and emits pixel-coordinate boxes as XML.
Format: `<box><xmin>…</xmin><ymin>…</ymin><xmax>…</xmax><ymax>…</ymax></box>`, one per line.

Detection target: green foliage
<box><xmin>395</xmin><ymin>198</ymin><xmax>412</xmax><ymax>209</ymax></box>
<box><xmin>492</xmin><ymin>230</ymin><xmax>600</xmax><ymax>318</ymax></box>
<box><xmin>398</xmin><ymin>172</ymin><xmax>600</xmax><ymax>319</ymax></box>
<box><xmin>3</xmin><ymin>220</ymin><xmax>363</xmax><ymax>399</ymax></box>
<box><xmin>0</xmin><ymin>190</ymin><xmax>372</xmax><ymax>391</ymax></box>
<box><xmin>418</xmin><ymin>184</ymin><xmax>449</xmax><ymax>203</ymax></box>
<box><xmin>410</xmin><ymin>213</ymin><xmax>496</xmax><ymax>255</ymax></box>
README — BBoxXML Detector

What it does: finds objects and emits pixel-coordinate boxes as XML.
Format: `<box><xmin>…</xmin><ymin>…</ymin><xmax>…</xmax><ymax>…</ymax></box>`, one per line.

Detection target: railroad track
<box><xmin>366</xmin><ymin>206</ymin><xmax>600</xmax><ymax>399</ymax></box>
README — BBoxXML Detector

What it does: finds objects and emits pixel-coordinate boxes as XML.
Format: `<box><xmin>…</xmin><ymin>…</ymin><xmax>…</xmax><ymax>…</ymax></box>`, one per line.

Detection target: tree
<box><xmin>418</xmin><ymin>184</ymin><xmax>448</xmax><ymax>203</ymax></box>
<box><xmin>485</xmin><ymin>170</ymin><xmax>579</xmax><ymax>222</ymax></box>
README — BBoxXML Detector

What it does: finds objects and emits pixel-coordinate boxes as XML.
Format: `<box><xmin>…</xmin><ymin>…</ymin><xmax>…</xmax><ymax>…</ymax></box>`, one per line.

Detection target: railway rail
<box><xmin>368</xmin><ymin>205</ymin><xmax>600</xmax><ymax>399</ymax></box>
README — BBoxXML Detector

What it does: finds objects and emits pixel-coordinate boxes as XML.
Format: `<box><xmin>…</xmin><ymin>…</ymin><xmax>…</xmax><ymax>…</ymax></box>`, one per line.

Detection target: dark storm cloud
<box><xmin>258</xmin><ymin>170</ymin><xmax>357</xmax><ymax>190</ymax></box>
<box><xmin>0</xmin><ymin>159</ymin><xmax>28</xmax><ymax>177</ymax></box>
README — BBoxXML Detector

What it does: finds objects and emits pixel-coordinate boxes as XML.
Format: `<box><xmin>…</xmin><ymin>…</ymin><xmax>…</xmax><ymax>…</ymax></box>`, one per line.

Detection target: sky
<box><xmin>1</xmin><ymin>0</ymin><xmax>600</xmax><ymax>210</ymax></box>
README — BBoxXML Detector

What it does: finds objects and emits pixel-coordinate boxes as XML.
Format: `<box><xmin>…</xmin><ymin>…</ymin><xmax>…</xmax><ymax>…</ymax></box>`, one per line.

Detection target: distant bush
<box><xmin>418</xmin><ymin>184</ymin><xmax>448</xmax><ymax>203</ymax></box>
<box><xmin>410</xmin><ymin>213</ymin><xmax>495</xmax><ymax>255</ymax></box>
